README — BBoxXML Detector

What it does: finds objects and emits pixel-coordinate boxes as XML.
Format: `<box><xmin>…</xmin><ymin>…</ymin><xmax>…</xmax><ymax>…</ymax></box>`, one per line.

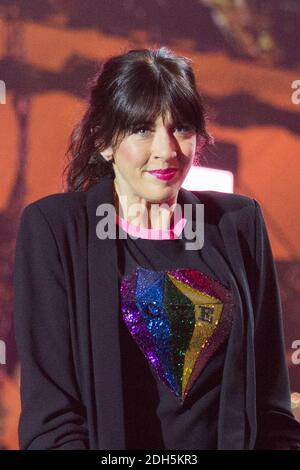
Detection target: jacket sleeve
<box><xmin>252</xmin><ymin>199</ymin><xmax>300</xmax><ymax>450</ymax></box>
<box><xmin>13</xmin><ymin>202</ymin><xmax>89</xmax><ymax>450</ymax></box>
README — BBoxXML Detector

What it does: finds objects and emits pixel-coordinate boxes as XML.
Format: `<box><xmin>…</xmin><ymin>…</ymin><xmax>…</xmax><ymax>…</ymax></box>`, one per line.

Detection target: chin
<box><xmin>145</xmin><ymin>188</ymin><xmax>177</xmax><ymax>204</ymax></box>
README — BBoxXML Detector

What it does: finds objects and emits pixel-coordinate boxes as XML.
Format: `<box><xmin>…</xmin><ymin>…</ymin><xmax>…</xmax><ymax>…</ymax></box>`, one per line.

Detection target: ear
<box><xmin>101</xmin><ymin>146</ymin><xmax>114</xmax><ymax>162</ymax></box>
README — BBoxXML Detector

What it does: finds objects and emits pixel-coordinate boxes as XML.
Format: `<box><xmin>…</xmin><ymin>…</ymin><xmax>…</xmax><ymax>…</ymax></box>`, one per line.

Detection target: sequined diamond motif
<box><xmin>120</xmin><ymin>266</ymin><xmax>234</xmax><ymax>403</ymax></box>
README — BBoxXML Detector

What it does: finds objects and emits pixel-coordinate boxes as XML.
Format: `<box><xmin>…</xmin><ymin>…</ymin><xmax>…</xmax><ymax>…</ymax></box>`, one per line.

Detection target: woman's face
<box><xmin>106</xmin><ymin>111</ymin><xmax>199</xmax><ymax>205</ymax></box>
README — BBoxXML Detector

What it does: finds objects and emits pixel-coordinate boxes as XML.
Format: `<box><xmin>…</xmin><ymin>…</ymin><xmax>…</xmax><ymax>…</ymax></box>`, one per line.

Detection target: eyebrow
<box><xmin>132</xmin><ymin>119</ymin><xmax>190</xmax><ymax>127</ymax></box>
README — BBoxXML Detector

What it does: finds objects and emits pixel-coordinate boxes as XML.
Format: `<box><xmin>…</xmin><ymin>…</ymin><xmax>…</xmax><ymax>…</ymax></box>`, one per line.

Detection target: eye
<box><xmin>131</xmin><ymin>123</ymin><xmax>194</xmax><ymax>136</ymax></box>
<box><xmin>132</xmin><ymin>125</ymin><xmax>152</xmax><ymax>136</ymax></box>
<box><xmin>173</xmin><ymin>124</ymin><xmax>193</xmax><ymax>134</ymax></box>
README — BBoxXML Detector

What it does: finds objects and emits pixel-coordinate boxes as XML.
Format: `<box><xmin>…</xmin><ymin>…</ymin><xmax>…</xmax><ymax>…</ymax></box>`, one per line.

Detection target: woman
<box><xmin>13</xmin><ymin>47</ymin><xmax>300</xmax><ymax>450</ymax></box>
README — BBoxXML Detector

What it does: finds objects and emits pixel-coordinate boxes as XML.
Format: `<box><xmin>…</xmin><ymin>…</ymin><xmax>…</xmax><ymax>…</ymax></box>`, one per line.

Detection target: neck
<box><xmin>113</xmin><ymin>183</ymin><xmax>178</xmax><ymax>231</ymax></box>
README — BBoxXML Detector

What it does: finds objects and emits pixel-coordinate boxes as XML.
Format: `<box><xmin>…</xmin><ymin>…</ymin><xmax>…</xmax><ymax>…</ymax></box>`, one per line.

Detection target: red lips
<box><xmin>147</xmin><ymin>168</ymin><xmax>178</xmax><ymax>181</ymax></box>
<box><xmin>148</xmin><ymin>168</ymin><xmax>178</xmax><ymax>175</ymax></box>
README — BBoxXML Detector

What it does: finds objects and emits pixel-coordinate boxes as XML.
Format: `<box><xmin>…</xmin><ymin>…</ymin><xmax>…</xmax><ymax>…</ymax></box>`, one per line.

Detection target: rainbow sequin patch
<box><xmin>120</xmin><ymin>267</ymin><xmax>234</xmax><ymax>403</ymax></box>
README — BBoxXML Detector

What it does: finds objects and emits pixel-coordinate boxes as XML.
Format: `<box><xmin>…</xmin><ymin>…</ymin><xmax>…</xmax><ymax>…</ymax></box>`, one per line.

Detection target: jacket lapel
<box><xmin>86</xmin><ymin>173</ymin><xmax>126</xmax><ymax>449</ymax></box>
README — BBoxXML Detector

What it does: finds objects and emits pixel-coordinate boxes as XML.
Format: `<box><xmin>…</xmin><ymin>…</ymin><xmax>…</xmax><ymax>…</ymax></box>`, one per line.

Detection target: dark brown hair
<box><xmin>62</xmin><ymin>46</ymin><xmax>213</xmax><ymax>192</ymax></box>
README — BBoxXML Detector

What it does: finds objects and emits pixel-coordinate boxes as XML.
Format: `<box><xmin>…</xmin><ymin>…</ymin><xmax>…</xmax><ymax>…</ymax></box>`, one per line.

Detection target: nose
<box><xmin>151</xmin><ymin>127</ymin><xmax>179</xmax><ymax>161</ymax></box>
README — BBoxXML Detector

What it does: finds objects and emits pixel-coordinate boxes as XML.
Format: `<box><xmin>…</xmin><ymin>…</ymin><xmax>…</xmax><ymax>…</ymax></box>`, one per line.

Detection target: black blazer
<box><xmin>13</xmin><ymin>172</ymin><xmax>300</xmax><ymax>450</ymax></box>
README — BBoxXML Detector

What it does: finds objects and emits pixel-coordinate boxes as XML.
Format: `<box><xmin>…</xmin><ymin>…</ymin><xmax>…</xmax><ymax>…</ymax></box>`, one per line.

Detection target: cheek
<box><xmin>116</xmin><ymin>141</ymin><xmax>146</xmax><ymax>169</ymax></box>
<box><xmin>182</xmin><ymin>138</ymin><xmax>196</xmax><ymax>156</ymax></box>
<box><xmin>178</xmin><ymin>141</ymin><xmax>196</xmax><ymax>167</ymax></box>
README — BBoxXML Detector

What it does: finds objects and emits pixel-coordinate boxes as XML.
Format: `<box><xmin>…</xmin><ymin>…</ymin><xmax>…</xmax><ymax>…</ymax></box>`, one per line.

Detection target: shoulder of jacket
<box><xmin>187</xmin><ymin>190</ymin><xmax>260</xmax><ymax>241</ymax></box>
<box><xmin>22</xmin><ymin>191</ymin><xmax>86</xmax><ymax>219</ymax></box>
<box><xmin>190</xmin><ymin>189</ymin><xmax>256</xmax><ymax>214</ymax></box>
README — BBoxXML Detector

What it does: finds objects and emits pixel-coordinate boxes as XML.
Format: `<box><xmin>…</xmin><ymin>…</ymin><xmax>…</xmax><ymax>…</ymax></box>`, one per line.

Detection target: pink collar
<box><xmin>116</xmin><ymin>214</ymin><xmax>187</xmax><ymax>240</ymax></box>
